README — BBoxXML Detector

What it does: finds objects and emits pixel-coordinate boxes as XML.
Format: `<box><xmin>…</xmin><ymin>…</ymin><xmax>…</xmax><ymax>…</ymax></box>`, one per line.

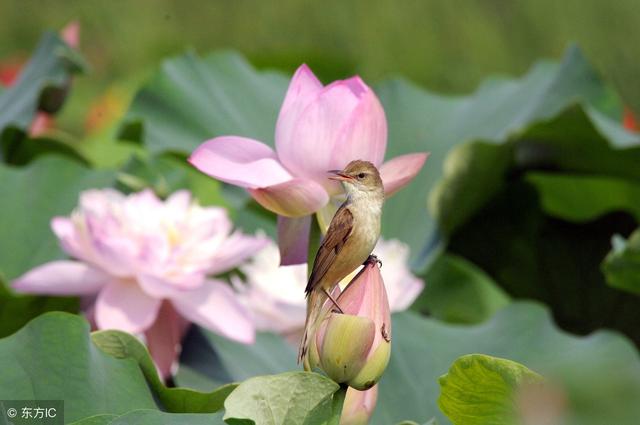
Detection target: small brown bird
<box><xmin>299</xmin><ymin>160</ymin><xmax>385</xmax><ymax>366</ymax></box>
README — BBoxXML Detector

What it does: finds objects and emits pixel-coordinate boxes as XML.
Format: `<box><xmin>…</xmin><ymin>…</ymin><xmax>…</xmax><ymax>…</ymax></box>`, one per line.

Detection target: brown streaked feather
<box><xmin>305</xmin><ymin>205</ymin><xmax>353</xmax><ymax>295</ymax></box>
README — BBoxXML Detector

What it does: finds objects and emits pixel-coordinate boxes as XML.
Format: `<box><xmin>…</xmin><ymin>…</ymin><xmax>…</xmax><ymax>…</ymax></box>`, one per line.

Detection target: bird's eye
<box><xmin>358</xmin><ymin>173</ymin><xmax>366</xmax><ymax>179</ymax></box>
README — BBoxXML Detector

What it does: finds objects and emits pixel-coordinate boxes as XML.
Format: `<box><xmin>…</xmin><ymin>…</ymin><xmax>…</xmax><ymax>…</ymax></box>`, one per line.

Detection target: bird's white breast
<box><xmin>348</xmin><ymin>190</ymin><xmax>383</xmax><ymax>257</ymax></box>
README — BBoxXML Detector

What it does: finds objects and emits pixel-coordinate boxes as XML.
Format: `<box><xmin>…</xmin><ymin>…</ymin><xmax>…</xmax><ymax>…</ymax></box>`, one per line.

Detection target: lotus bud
<box><xmin>340</xmin><ymin>386</ymin><xmax>378</xmax><ymax>425</ymax></box>
<box><xmin>309</xmin><ymin>259</ymin><xmax>392</xmax><ymax>391</ymax></box>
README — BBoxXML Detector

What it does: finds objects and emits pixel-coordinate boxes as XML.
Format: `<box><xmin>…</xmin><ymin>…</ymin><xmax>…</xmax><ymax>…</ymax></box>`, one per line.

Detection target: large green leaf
<box><xmin>377</xmin><ymin>46</ymin><xmax>633</xmax><ymax>267</ymax></box>
<box><xmin>68</xmin><ymin>415</ymin><xmax>118</xmax><ymax>425</ymax></box>
<box><xmin>176</xmin><ymin>328</ymin><xmax>298</xmax><ymax>390</ymax></box>
<box><xmin>116</xmin><ymin>154</ymin><xmax>228</xmax><ymax>208</ymax></box>
<box><xmin>1</xmin><ymin>128</ymin><xmax>90</xmax><ymax>166</ymax></box>
<box><xmin>69</xmin><ymin>410</ymin><xmax>225</xmax><ymax>425</ymax></box>
<box><xmin>0</xmin><ymin>156</ymin><xmax>116</xmax><ymax>281</ymax></box>
<box><xmin>0</xmin><ymin>282</ymin><xmax>78</xmax><ymax>338</ymax></box>
<box><xmin>122</xmin><ymin>50</ymin><xmax>288</xmax><ymax>154</ymax></box>
<box><xmin>602</xmin><ymin>228</ymin><xmax>640</xmax><ymax>295</ymax></box>
<box><xmin>427</xmin><ymin>104</ymin><xmax>640</xmax><ymax>345</ymax></box>
<box><xmin>378</xmin><ymin>303</ymin><xmax>640</xmax><ymax>425</ymax></box>
<box><xmin>526</xmin><ymin>172</ymin><xmax>640</xmax><ymax>222</ymax></box>
<box><xmin>0</xmin><ymin>32</ymin><xmax>84</xmax><ymax>132</ymax></box>
<box><xmin>430</xmin><ymin>106</ymin><xmax>640</xmax><ymax>237</ymax></box>
<box><xmin>438</xmin><ymin>354</ymin><xmax>542</xmax><ymax>425</ymax></box>
<box><xmin>121</xmin><ymin>47</ymin><xmax>626</xmax><ymax>267</ymax></box>
<box><xmin>0</xmin><ymin>313</ymin><xmax>157</xmax><ymax>423</ymax></box>
<box><xmin>223</xmin><ymin>371</ymin><xmax>340</xmax><ymax>425</ymax></box>
<box><xmin>428</xmin><ymin>141</ymin><xmax>513</xmax><ymax>236</ymax></box>
<box><xmin>395</xmin><ymin>421</ymin><xmax>438</xmax><ymax>425</ymax></box>
<box><xmin>177</xmin><ymin>303</ymin><xmax>640</xmax><ymax>425</ymax></box>
<box><xmin>92</xmin><ymin>330</ymin><xmax>236</xmax><ymax>413</ymax></box>
<box><xmin>413</xmin><ymin>253</ymin><xmax>510</xmax><ymax>324</ymax></box>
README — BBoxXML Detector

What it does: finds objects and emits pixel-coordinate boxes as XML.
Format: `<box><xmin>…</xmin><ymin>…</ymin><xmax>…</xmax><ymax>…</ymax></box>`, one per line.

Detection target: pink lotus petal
<box><xmin>52</xmin><ymin>213</ymin><xmax>133</xmax><ymax>279</ymax></box>
<box><xmin>275</xmin><ymin>64</ymin><xmax>323</xmax><ymax>154</ymax></box>
<box><xmin>189</xmin><ymin>136</ymin><xmax>292</xmax><ymax>188</ymax></box>
<box><xmin>171</xmin><ymin>279</ymin><xmax>255</xmax><ymax>344</ymax></box>
<box><xmin>165</xmin><ymin>190</ymin><xmax>192</xmax><ymax>212</ymax></box>
<box><xmin>387</xmin><ymin>274</ymin><xmax>424</xmax><ymax>311</ymax></box>
<box><xmin>341</xmin><ymin>386</ymin><xmax>379</xmax><ymax>425</ymax></box>
<box><xmin>278</xmin><ymin>82</ymin><xmax>361</xmax><ymax>183</ymax></box>
<box><xmin>12</xmin><ymin>261</ymin><xmax>107</xmax><ymax>295</ymax></box>
<box><xmin>137</xmin><ymin>273</ymin><xmax>204</xmax><ymax>299</ymax></box>
<box><xmin>95</xmin><ymin>280</ymin><xmax>161</xmax><ymax>333</ymax></box>
<box><xmin>61</xmin><ymin>21</ymin><xmax>80</xmax><ymax>48</ymax></box>
<box><xmin>331</xmin><ymin>87</ymin><xmax>387</xmax><ymax>168</ymax></box>
<box><xmin>233</xmin><ymin>275</ymin><xmax>307</xmax><ymax>335</ymax></box>
<box><xmin>84</xmin><ymin>214</ymin><xmax>139</xmax><ymax>276</ymax></box>
<box><xmin>207</xmin><ymin>232</ymin><xmax>269</xmax><ymax>275</ymax></box>
<box><xmin>277</xmin><ymin>215</ymin><xmax>311</xmax><ymax>265</ymax></box>
<box><xmin>51</xmin><ymin>217</ymin><xmax>90</xmax><ymax>263</ymax></box>
<box><xmin>144</xmin><ymin>301</ymin><xmax>191</xmax><ymax>380</ymax></box>
<box><xmin>248</xmin><ymin>177</ymin><xmax>329</xmax><ymax>217</ymax></box>
<box><xmin>379</xmin><ymin>152</ymin><xmax>429</xmax><ymax>197</ymax></box>
<box><xmin>339</xmin><ymin>262</ymin><xmax>391</xmax><ymax>349</ymax></box>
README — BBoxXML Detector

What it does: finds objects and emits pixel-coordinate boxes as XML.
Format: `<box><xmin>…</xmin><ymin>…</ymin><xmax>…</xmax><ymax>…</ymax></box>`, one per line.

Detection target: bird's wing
<box><xmin>305</xmin><ymin>205</ymin><xmax>354</xmax><ymax>295</ymax></box>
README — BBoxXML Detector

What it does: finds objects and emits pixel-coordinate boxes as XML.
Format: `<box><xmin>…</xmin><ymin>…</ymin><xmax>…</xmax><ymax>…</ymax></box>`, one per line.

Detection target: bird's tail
<box><xmin>298</xmin><ymin>289</ymin><xmax>327</xmax><ymax>369</ymax></box>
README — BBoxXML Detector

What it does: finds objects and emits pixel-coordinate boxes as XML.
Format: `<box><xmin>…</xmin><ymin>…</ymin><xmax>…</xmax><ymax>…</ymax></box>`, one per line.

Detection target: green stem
<box><xmin>328</xmin><ymin>385</ymin><xmax>348</xmax><ymax>425</ymax></box>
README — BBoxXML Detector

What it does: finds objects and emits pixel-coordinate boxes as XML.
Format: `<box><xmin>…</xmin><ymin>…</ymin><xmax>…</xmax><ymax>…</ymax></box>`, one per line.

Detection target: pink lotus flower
<box><xmin>235</xmin><ymin>238</ymin><xmax>423</xmax><ymax>338</ymax></box>
<box><xmin>307</xmin><ymin>260</ymin><xmax>391</xmax><ymax>390</ymax></box>
<box><xmin>189</xmin><ymin>64</ymin><xmax>428</xmax><ymax>264</ymax></box>
<box><xmin>13</xmin><ymin>189</ymin><xmax>267</xmax><ymax>377</ymax></box>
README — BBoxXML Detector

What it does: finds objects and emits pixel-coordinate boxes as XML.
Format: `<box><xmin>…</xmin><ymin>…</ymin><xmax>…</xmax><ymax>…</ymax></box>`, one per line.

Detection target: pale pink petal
<box><xmin>79</xmin><ymin>188</ymin><xmax>126</xmax><ymax>212</ymax></box>
<box><xmin>171</xmin><ymin>279</ymin><xmax>255</xmax><ymax>344</ymax></box>
<box><xmin>275</xmin><ymin>64</ymin><xmax>323</xmax><ymax>154</ymax></box>
<box><xmin>206</xmin><ymin>232</ymin><xmax>269</xmax><ymax>275</ymax></box>
<box><xmin>144</xmin><ymin>302</ymin><xmax>191</xmax><ymax>380</ymax></box>
<box><xmin>341</xmin><ymin>386</ymin><xmax>379</xmax><ymax>425</ymax></box>
<box><xmin>189</xmin><ymin>136</ymin><xmax>292</xmax><ymax>188</ymax></box>
<box><xmin>52</xmin><ymin>212</ymin><xmax>133</xmax><ymax>279</ymax></box>
<box><xmin>379</xmin><ymin>152</ymin><xmax>429</xmax><ymax>197</ymax></box>
<box><xmin>95</xmin><ymin>280</ymin><xmax>162</xmax><ymax>333</ymax></box>
<box><xmin>339</xmin><ymin>263</ymin><xmax>391</xmax><ymax>348</ymax></box>
<box><xmin>127</xmin><ymin>189</ymin><xmax>163</xmax><ymax>211</ymax></box>
<box><xmin>387</xmin><ymin>275</ymin><xmax>424</xmax><ymax>311</ymax></box>
<box><xmin>248</xmin><ymin>177</ymin><xmax>329</xmax><ymax>217</ymax></box>
<box><xmin>51</xmin><ymin>217</ymin><xmax>91</xmax><ymax>263</ymax></box>
<box><xmin>165</xmin><ymin>190</ymin><xmax>192</xmax><ymax>212</ymax></box>
<box><xmin>12</xmin><ymin>261</ymin><xmax>107</xmax><ymax>295</ymax></box>
<box><xmin>234</xmin><ymin>274</ymin><xmax>306</xmax><ymax>334</ymax></box>
<box><xmin>330</xmin><ymin>86</ymin><xmax>387</xmax><ymax>168</ymax></box>
<box><xmin>277</xmin><ymin>215</ymin><xmax>311</xmax><ymax>266</ymax></box>
<box><xmin>278</xmin><ymin>80</ymin><xmax>362</xmax><ymax>183</ymax></box>
<box><xmin>60</xmin><ymin>21</ymin><xmax>80</xmax><ymax>48</ymax></box>
<box><xmin>137</xmin><ymin>273</ymin><xmax>204</xmax><ymax>299</ymax></box>
<box><xmin>84</xmin><ymin>214</ymin><xmax>138</xmax><ymax>275</ymax></box>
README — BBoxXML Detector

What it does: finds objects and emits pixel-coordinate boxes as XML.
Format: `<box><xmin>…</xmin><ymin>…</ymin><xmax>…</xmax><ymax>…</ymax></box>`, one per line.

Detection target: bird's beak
<box><xmin>328</xmin><ymin>170</ymin><xmax>353</xmax><ymax>181</ymax></box>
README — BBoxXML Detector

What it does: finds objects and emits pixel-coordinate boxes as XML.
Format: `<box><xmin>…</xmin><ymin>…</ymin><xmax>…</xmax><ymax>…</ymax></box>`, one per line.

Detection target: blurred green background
<box><xmin>1</xmin><ymin>0</ymin><xmax>639</xmax><ymax>134</ymax></box>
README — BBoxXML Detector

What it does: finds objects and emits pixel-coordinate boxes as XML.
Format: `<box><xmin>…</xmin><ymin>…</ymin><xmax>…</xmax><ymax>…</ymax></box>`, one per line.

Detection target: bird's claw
<box><xmin>365</xmin><ymin>254</ymin><xmax>382</xmax><ymax>269</ymax></box>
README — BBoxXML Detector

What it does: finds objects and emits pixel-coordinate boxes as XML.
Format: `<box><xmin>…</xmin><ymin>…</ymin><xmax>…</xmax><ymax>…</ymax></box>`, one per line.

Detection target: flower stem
<box><xmin>329</xmin><ymin>385</ymin><xmax>348</xmax><ymax>425</ymax></box>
